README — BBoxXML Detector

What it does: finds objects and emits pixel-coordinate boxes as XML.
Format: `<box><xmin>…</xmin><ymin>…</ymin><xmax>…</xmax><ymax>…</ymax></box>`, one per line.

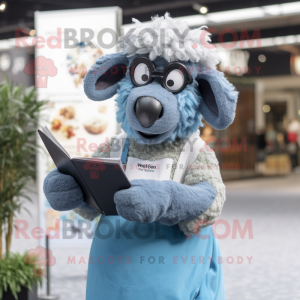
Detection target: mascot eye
<box><xmin>165</xmin><ymin>69</ymin><xmax>185</xmax><ymax>92</ymax></box>
<box><xmin>133</xmin><ymin>63</ymin><xmax>150</xmax><ymax>85</ymax></box>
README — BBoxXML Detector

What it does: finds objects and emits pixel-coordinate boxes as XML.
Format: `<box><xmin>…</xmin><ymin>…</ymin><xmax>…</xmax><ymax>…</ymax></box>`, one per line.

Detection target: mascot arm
<box><xmin>114</xmin><ymin>144</ymin><xmax>225</xmax><ymax>235</ymax></box>
<box><xmin>114</xmin><ymin>179</ymin><xmax>216</xmax><ymax>225</ymax></box>
<box><xmin>43</xmin><ymin>168</ymin><xmax>100</xmax><ymax>221</ymax></box>
<box><xmin>43</xmin><ymin>138</ymin><xmax>114</xmax><ymax>221</ymax></box>
<box><xmin>178</xmin><ymin>147</ymin><xmax>226</xmax><ymax>235</ymax></box>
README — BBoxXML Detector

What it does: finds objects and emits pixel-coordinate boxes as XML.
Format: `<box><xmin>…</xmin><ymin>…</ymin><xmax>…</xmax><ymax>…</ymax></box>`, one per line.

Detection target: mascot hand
<box><xmin>114</xmin><ymin>179</ymin><xmax>216</xmax><ymax>225</ymax></box>
<box><xmin>43</xmin><ymin>168</ymin><xmax>85</xmax><ymax>211</ymax></box>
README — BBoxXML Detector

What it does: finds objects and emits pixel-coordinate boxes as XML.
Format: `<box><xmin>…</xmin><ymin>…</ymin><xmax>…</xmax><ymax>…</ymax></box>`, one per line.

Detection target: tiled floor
<box><xmin>220</xmin><ymin>175</ymin><xmax>300</xmax><ymax>300</ymax></box>
<box><xmin>9</xmin><ymin>174</ymin><xmax>300</xmax><ymax>299</ymax></box>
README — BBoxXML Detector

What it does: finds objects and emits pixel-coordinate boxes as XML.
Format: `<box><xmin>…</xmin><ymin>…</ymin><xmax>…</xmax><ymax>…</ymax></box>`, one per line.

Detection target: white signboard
<box><xmin>35</xmin><ymin>7</ymin><xmax>122</xmax><ymax>246</ymax></box>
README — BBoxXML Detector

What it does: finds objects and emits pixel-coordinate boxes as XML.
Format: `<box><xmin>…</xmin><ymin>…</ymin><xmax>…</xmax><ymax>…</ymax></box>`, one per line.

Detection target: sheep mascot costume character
<box><xmin>44</xmin><ymin>13</ymin><xmax>238</xmax><ymax>300</ymax></box>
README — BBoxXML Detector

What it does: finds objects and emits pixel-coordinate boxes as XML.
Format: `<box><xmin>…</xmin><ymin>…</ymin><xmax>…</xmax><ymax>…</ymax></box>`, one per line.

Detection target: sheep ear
<box><xmin>197</xmin><ymin>70</ymin><xmax>238</xmax><ymax>130</ymax></box>
<box><xmin>84</xmin><ymin>52</ymin><xmax>129</xmax><ymax>101</ymax></box>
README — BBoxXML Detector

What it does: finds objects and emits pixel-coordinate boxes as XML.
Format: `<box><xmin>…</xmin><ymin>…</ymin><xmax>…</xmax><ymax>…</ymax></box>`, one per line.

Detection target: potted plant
<box><xmin>0</xmin><ymin>253</ymin><xmax>43</xmax><ymax>300</ymax></box>
<box><xmin>0</xmin><ymin>80</ymin><xmax>47</xmax><ymax>299</ymax></box>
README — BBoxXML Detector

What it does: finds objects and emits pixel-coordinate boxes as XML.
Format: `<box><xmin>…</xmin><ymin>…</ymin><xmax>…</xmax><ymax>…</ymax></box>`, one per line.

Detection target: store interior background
<box><xmin>1</xmin><ymin>0</ymin><xmax>300</xmax><ymax>299</ymax></box>
<box><xmin>2</xmin><ymin>0</ymin><xmax>300</xmax><ymax>180</ymax></box>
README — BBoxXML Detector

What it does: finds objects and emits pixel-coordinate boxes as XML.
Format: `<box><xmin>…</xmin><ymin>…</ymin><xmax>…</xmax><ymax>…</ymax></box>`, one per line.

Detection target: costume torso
<box><xmin>86</xmin><ymin>132</ymin><xmax>225</xmax><ymax>300</ymax></box>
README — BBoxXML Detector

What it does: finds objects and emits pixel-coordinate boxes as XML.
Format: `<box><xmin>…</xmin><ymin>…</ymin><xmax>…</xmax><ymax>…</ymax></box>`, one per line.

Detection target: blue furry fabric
<box><xmin>115</xmin><ymin>76</ymin><xmax>204</xmax><ymax>143</ymax></box>
<box><xmin>168</xmin><ymin>85</ymin><xmax>203</xmax><ymax>142</ymax></box>
<box><xmin>113</xmin><ymin>61</ymin><xmax>238</xmax><ymax>143</ymax></box>
<box><xmin>84</xmin><ymin>53</ymin><xmax>129</xmax><ymax>101</ymax></box>
<box><xmin>43</xmin><ymin>168</ymin><xmax>99</xmax><ymax>220</ymax></box>
<box><xmin>43</xmin><ymin>168</ymin><xmax>84</xmax><ymax>211</ymax></box>
<box><xmin>115</xmin><ymin>77</ymin><xmax>137</xmax><ymax>139</ymax></box>
<box><xmin>197</xmin><ymin>69</ymin><xmax>239</xmax><ymax>130</ymax></box>
<box><xmin>114</xmin><ymin>179</ymin><xmax>216</xmax><ymax>225</ymax></box>
<box><xmin>84</xmin><ymin>52</ymin><xmax>238</xmax><ymax>145</ymax></box>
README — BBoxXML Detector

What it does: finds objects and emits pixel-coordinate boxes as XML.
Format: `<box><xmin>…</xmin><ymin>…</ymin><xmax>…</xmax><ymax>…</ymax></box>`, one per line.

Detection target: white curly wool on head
<box><xmin>119</xmin><ymin>12</ymin><xmax>219</xmax><ymax>68</ymax></box>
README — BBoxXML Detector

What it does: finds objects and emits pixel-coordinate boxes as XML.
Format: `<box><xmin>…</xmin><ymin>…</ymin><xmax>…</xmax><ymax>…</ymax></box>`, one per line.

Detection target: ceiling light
<box><xmin>291</xmin><ymin>55</ymin><xmax>300</xmax><ymax>75</ymax></box>
<box><xmin>263</xmin><ymin>105</ymin><xmax>270</xmax><ymax>113</ymax></box>
<box><xmin>207</xmin><ymin>7</ymin><xmax>263</xmax><ymax>23</ymax></box>
<box><xmin>192</xmin><ymin>4</ymin><xmax>209</xmax><ymax>15</ymax></box>
<box><xmin>200</xmin><ymin>6</ymin><xmax>208</xmax><ymax>14</ymax></box>
<box><xmin>172</xmin><ymin>1</ymin><xmax>300</xmax><ymax>28</ymax></box>
<box><xmin>258</xmin><ymin>54</ymin><xmax>266</xmax><ymax>63</ymax></box>
<box><xmin>0</xmin><ymin>2</ymin><xmax>6</xmax><ymax>12</ymax></box>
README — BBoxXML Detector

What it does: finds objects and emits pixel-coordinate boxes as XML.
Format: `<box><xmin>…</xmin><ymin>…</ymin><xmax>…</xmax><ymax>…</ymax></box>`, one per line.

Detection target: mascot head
<box><xmin>84</xmin><ymin>13</ymin><xmax>238</xmax><ymax>144</ymax></box>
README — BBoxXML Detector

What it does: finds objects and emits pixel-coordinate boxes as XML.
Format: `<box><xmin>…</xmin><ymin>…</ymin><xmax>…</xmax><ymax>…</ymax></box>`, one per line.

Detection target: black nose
<box><xmin>134</xmin><ymin>96</ymin><xmax>163</xmax><ymax>128</ymax></box>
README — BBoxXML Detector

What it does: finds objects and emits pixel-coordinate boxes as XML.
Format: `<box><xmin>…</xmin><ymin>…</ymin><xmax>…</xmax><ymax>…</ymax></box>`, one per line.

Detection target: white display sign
<box><xmin>35</xmin><ymin>7</ymin><xmax>122</xmax><ymax>246</ymax></box>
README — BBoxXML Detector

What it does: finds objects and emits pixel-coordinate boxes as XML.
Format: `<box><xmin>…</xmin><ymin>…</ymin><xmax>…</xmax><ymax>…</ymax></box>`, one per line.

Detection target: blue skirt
<box><xmin>86</xmin><ymin>216</ymin><xmax>225</xmax><ymax>300</ymax></box>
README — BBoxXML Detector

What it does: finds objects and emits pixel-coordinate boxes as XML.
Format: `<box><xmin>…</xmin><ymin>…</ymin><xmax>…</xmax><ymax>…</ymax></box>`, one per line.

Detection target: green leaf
<box><xmin>0</xmin><ymin>79</ymin><xmax>47</xmax><ymax>254</ymax></box>
<box><xmin>0</xmin><ymin>253</ymin><xmax>43</xmax><ymax>299</ymax></box>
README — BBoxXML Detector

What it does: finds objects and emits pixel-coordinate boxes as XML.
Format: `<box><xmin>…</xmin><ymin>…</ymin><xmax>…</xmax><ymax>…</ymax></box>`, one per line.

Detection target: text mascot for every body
<box><xmin>43</xmin><ymin>13</ymin><xmax>238</xmax><ymax>300</ymax></box>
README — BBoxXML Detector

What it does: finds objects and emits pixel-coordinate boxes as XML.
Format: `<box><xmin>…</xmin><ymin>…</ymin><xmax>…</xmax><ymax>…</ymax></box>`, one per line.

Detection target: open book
<box><xmin>38</xmin><ymin>127</ymin><xmax>130</xmax><ymax>215</ymax></box>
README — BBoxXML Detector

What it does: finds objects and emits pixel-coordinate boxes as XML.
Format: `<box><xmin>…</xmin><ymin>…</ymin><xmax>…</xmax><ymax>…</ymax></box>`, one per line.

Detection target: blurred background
<box><xmin>0</xmin><ymin>0</ymin><xmax>300</xmax><ymax>299</ymax></box>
